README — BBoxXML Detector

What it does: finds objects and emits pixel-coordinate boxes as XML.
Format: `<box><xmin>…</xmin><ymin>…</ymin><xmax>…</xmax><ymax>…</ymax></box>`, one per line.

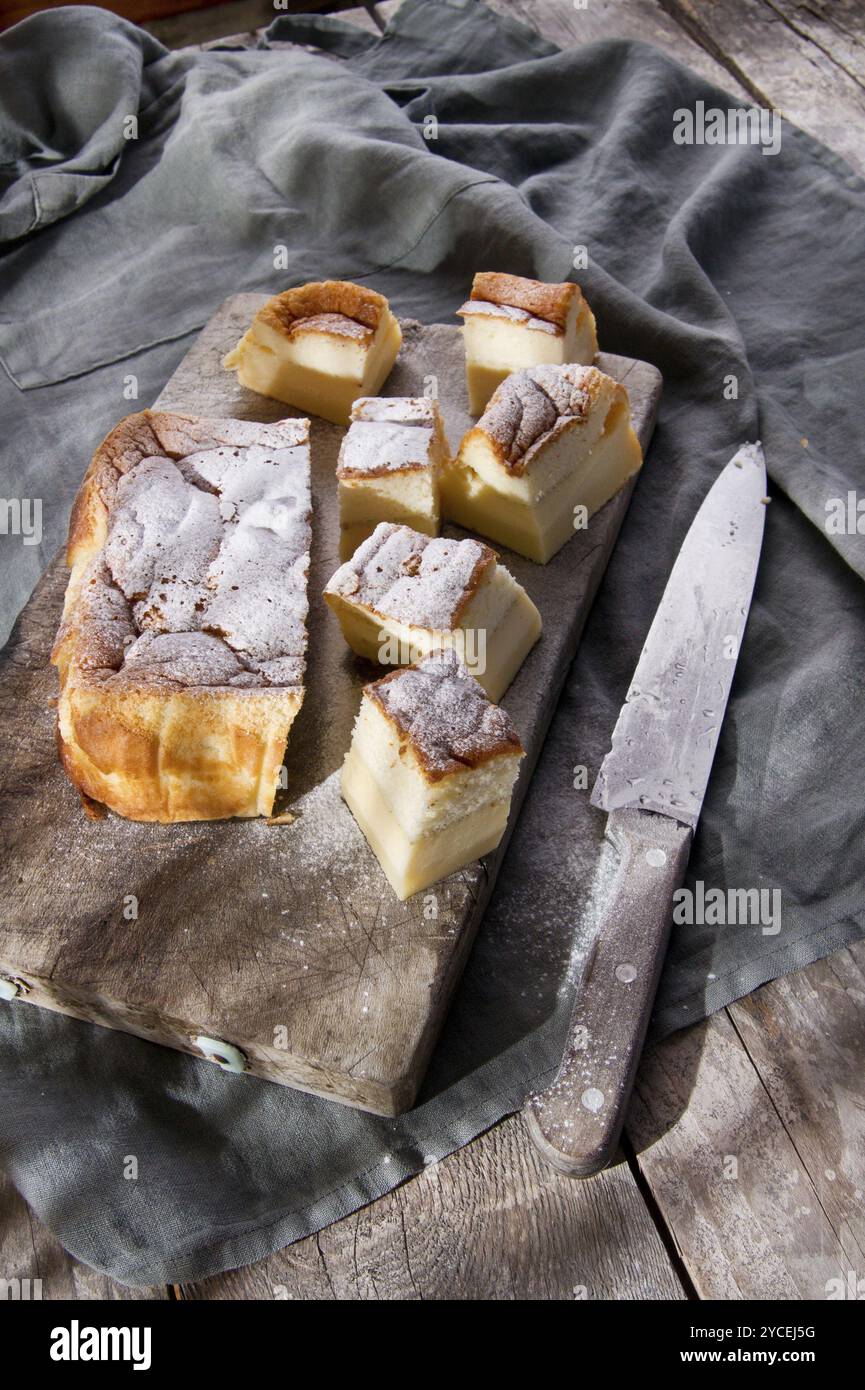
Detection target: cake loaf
<box><xmin>52</xmin><ymin>410</ymin><xmax>311</xmax><ymax>822</ymax></box>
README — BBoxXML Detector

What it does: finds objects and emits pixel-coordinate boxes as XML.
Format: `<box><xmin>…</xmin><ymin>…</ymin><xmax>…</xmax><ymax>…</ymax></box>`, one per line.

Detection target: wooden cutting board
<box><xmin>0</xmin><ymin>297</ymin><xmax>662</xmax><ymax>1115</ymax></box>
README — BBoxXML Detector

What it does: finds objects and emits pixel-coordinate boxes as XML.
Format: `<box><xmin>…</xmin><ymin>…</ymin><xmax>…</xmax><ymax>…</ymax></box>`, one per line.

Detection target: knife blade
<box><xmin>525</xmin><ymin>442</ymin><xmax>767</xmax><ymax>1177</ymax></box>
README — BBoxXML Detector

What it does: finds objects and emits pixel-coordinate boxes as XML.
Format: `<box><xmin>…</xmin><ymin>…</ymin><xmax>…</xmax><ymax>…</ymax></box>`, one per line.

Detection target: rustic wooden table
<box><xmin>3</xmin><ymin>0</ymin><xmax>863</xmax><ymax>1301</ymax></box>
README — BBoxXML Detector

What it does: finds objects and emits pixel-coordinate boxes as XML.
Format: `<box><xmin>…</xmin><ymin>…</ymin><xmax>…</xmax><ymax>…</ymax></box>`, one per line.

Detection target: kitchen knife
<box><xmin>525</xmin><ymin>442</ymin><xmax>767</xmax><ymax>1177</ymax></box>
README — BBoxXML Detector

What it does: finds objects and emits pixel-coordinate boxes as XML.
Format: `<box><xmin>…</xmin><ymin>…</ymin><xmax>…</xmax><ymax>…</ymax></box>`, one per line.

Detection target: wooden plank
<box><xmin>0</xmin><ymin>302</ymin><xmax>662</xmax><ymax>1116</ymax></box>
<box><xmin>727</xmin><ymin>942</ymin><xmax>865</xmax><ymax>1275</ymax></box>
<box><xmin>764</xmin><ymin>0</ymin><xmax>865</xmax><ymax>86</ymax></box>
<box><xmin>0</xmin><ymin>1170</ymin><xmax>167</xmax><ymax>1301</ymax></box>
<box><xmin>658</xmin><ymin>0</ymin><xmax>865</xmax><ymax>174</ymax></box>
<box><xmin>180</xmin><ymin>1112</ymin><xmax>686</xmax><ymax>1299</ymax></box>
<box><xmin>626</xmin><ymin>1008</ymin><xmax>855</xmax><ymax>1298</ymax></box>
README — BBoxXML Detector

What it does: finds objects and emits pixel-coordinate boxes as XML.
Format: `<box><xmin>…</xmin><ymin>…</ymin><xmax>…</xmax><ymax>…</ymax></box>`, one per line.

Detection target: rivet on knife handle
<box><xmin>525</xmin><ymin>807</ymin><xmax>692</xmax><ymax>1177</ymax></box>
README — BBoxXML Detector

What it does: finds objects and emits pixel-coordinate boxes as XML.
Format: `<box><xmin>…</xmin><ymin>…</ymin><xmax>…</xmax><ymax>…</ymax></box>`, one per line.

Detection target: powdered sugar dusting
<box><xmin>338</xmin><ymin>421</ymin><xmax>433</xmax><ymax>478</ymax></box>
<box><xmin>325</xmin><ymin>522</ymin><xmax>493</xmax><ymax>630</ymax></box>
<box><xmin>369</xmin><ymin>649</ymin><xmax>522</xmax><ymax>778</ymax></box>
<box><xmin>478</xmin><ymin>364</ymin><xmax>594</xmax><ymax>470</ymax></box>
<box><xmin>150</xmin><ymin>413</ymin><xmax>308</xmax><ymax>455</ymax></box>
<box><xmin>84</xmin><ymin>415</ymin><xmax>311</xmax><ymax>689</ymax></box>
<box><xmin>338</xmin><ymin>399</ymin><xmax>442</xmax><ymax>478</ymax></box>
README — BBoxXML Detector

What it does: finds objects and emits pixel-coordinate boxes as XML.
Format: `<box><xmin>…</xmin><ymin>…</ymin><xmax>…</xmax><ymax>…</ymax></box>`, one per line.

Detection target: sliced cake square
<box><xmin>337</xmin><ymin>396</ymin><xmax>450</xmax><ymax>560</ymax></box>
<box><xmin>323</xmin><ymin>522</ymin><xmax>541</xmax><ymax>701</ymax></box>
<box><xmin>458</xmin><ymin>271</ymin><xmax>598</xmax><ymax>414</ymax></box>
<box><xmin>442</xmin><ymin>363</ymin><xmax>642</xmax><ymax>564</ymax></box>
<box><xmin>223</xmin><ymin>280</ymin><xmax>402</xmax><ymax>425</ymax></box>
<box><xmin>342</xmin><ymin>649</ymin><xmax>524</xmax><ymax>899</ymax></box>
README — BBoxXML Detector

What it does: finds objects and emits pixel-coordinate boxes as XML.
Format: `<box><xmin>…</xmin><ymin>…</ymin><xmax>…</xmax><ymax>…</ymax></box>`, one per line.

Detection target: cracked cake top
<box><xmin>324</xmin><ymin>522</ymin><xmax>494</xmax><ymax>630</ymax></box>
<box><xmin>59</xmin><ymin>411</ymin><xmax>311</xmax><ymax>690</ymax></box>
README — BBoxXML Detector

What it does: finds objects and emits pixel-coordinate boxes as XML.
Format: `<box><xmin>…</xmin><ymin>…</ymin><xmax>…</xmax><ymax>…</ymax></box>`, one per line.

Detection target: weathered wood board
<box><xmin>0</xmin><ymin>297</ymin><xmax>661</xmax><ymax>1114</ymax></box>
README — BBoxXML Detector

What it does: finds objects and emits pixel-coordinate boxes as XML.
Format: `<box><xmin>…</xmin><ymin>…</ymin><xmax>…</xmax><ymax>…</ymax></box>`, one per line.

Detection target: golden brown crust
<box><xmin>257</xmin><ymin>280</ymin><xmax>388</xmax><ymax>342</ymax></box>
<box><xmin>66</xmin><ymin>412</ymin><xmax>161</xmax><ymax>568</ymax></box>
<box><xmin>55</xmin><ymin>678</ymin><xmax>301</xmax><ymax>821</ymax></box>
<box><xmin>366</xmin><ymin>650</ymin><xmax>523</xmax><ymax>783</ymax></box>
<box><xmin>467</xmin><ymin>272</ymin><xmax>581</xmax><ymax>331</ymax></box>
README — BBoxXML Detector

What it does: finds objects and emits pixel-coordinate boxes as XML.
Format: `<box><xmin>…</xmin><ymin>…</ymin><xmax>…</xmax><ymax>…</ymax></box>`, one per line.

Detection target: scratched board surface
<box><xmin>0</xmin><ymin>298</ymin><xmax>662</xmax><ymax>1114</ymax></box>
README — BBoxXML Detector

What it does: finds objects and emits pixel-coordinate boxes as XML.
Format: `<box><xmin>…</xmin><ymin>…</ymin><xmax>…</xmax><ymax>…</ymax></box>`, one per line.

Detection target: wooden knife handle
<box><xmin>525</xmin><ymin>807</ymin><xmax>693</xmax><ymax>1177</ymax></box>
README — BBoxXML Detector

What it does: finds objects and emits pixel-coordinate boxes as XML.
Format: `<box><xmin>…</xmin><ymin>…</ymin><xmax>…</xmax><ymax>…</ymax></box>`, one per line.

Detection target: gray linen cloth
<box><xmin>0</xmin><ymin>0</ymin><xmax>863</xmax><ymax>1285</ymax></box>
